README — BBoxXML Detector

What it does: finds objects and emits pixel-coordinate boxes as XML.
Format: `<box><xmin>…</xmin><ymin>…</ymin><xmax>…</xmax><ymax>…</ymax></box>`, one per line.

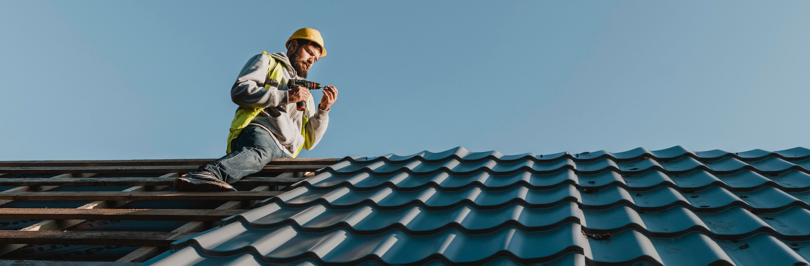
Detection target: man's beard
<box><xmin>292</xmin><ymin>61</ymin><xmax>308</xmax><ymax>78</ymax></box>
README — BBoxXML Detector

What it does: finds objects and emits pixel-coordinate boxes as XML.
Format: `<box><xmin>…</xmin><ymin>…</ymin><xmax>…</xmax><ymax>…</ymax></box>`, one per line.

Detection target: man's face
<box><xmin>288</xmin><ymin>42</ymin><xmax>321</xmax><ymax>78</ymax></box>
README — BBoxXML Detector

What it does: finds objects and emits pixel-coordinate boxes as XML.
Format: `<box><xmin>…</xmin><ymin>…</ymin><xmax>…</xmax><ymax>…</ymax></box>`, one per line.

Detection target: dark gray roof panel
<box><xmin>328</xmin><ymin>155</ymin><xmax>809</xmax><ymax>176</ymax></box>
<box><xmin>166</xmin><ymin>223</ymin><xmax>587</xmax><ymax>264</ymax></box>
<box><xmin>349</xmin><ymin>146</ymin><xmax>810</xmax><ymax>162</ymax></box>
<box><xmin>147</xmin><ymin>146</ymin><xmax>810</xmax><ymax>265</ymax></box>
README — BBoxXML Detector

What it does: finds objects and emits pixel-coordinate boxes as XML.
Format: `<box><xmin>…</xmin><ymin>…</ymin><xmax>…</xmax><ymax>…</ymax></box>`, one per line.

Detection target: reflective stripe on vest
<box><xmin>225</xmin><ymin>51</ymin><xmax>315</xmax><ymax>157</ymax></box>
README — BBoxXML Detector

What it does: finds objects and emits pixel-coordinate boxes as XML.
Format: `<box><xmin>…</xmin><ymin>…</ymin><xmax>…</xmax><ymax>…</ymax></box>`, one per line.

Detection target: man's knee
<box><xmin>251</xmin><ymin>146</ymin><xmax>276</xmax><ymax>164</ymax></box>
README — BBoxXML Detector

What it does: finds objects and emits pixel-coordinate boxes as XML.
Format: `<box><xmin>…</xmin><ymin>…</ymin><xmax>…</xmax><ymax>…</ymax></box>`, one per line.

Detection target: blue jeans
<box><xmin>200</xmin><ymin>125</ymin><xmax>291</xmax><ymax>183</ymax></box>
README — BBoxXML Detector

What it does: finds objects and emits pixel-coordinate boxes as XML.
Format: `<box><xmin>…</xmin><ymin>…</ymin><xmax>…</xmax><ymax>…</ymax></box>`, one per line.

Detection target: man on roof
<box><xmin>174</xmin><ymin>28</ymin><xmax>338</xmax><ymax>191</ymax></box>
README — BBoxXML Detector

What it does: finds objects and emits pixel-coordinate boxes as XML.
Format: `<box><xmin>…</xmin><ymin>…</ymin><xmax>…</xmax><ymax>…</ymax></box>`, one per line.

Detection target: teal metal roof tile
<box><xmin>148</xmin><ymin>146</ymin><xmax>810</xmax><ymax>265</ymax></box>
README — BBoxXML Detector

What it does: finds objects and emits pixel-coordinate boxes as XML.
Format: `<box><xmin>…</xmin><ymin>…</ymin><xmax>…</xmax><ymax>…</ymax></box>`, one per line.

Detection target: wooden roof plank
<box><xmin>0</xmin><ymin>165</ymin><xmax>325</xmax><ymax>174</ymax></box>
<box><xmin>0</xmin><ymin>176</ymin><xmax>304</xmax><ymax>186</ymax></box>
<box><xmin>0</xmin><ymin>191</ymin><xmax>283</xmax><ymax>201</ymax></box>
<box><xmin>0</xmin><ymin>208</ymin><xmax>248</xmax><ymax>221</ymax></box>
<box><xmin>0</xmin><ymin>158</ymin><xmax>339</xmax><ymax>167</ymax></box>
<box><xmin>0</xmin><ymin>230</ymin><xmax>195</xmax><ymax>247</ymax></box>
<box><xmin>0</xmin><ymin>260</ymin><xmax>139</xmax><ymax>266</ymax></box>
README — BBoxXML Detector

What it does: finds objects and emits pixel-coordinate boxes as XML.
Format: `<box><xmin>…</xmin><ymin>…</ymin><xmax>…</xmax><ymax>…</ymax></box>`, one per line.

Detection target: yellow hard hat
<box><xmin>286</xmin><ymin>28</ymin><xmax>326</xmax><ymax>58</ymax></box>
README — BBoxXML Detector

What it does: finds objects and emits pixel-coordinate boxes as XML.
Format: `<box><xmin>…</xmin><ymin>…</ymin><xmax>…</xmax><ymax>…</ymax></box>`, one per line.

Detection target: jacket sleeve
<box><xmin>230</xmin><ymin>53</ymin><xmax>288</xmax><ymax>109</ymax></box>
<box><xmin>303</xmin><ymin>106</ymin><xmax>329</xmax><ymax>150</ymax></box>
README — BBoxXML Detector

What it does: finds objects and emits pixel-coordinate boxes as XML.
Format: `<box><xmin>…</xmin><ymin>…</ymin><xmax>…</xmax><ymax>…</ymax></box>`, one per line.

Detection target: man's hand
<box><xmin>288</xmin><ymin>86</ymin><xmax>310</xmax><ymax>104</ymax></box>
<box><xmin>319</xmin><ymin>85</ymin><xmax>338</xmax><ymax>111</ymax></box>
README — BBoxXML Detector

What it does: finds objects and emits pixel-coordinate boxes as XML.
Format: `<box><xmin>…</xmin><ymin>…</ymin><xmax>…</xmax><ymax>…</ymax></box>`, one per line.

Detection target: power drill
<box><xmin>288</xmin><ymin>79</ymin><xmax>326</xmax><ymax>111</ymax></box>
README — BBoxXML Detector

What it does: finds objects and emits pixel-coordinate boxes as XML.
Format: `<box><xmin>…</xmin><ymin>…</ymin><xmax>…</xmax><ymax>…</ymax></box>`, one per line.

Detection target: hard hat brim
<box><xmin>286</xmin><ymin>39</ymin><xmax>327</xmax><ymax>58</ymax></box>
<box><xmin>287</xmin><ymin>28</ymin><xmax>327</xmax><ymax>58</ymax></box>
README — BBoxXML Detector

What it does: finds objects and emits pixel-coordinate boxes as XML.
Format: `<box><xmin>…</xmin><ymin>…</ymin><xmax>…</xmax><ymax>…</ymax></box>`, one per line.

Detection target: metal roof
<box><xmin>147</xmin><ymin>146</ymin><xmax>810</xmax><ymax>265</ymax></box>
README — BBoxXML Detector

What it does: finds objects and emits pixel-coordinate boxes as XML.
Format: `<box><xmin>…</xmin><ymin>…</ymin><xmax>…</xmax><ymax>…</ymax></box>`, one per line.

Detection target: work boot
<box><xmin>174</xmin><ymin>171</ymin><xmax>237</xmax><ymax>192</ymax></box>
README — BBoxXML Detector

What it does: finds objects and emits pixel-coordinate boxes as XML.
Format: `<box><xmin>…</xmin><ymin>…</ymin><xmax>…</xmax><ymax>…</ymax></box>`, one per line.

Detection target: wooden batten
<box><xmin>0</xmin><ymin>164</ymin><xmax>327</xmax><ymax>174</ymax></box>
<box><xmin>0</xmin><ymin>158</ymin><xmax>339</xmax><ymax>167</ymax></box>
<box><xmin>0</xmin><ymin>231</ymin><xmax>196</xmax><ymax>247</ymax></box>
<box><xmin>0</xmin><ymin>176</ymin><xmax>304</xmax><ymax>186</ymax></box>
<box><xmin>0</xmin><ymin>208</ymin><xmax>248</xmax><ymax>221</ymax></box>
<box><xmin>0</xmin><ymin>191</ymin><xmax>284</xmax><ymax>201</ymax></box>
<box><xmin>0</xmin><ymin>158</ymin><xmax>329</xmax><ymax>263</ymax></box>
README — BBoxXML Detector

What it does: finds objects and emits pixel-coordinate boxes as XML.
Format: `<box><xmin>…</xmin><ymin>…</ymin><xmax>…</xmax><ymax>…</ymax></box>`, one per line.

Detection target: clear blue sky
<box><xmin>1</xmin><ymin>1</ymin><xmax>808</xmax><ymax>160</ymax></box>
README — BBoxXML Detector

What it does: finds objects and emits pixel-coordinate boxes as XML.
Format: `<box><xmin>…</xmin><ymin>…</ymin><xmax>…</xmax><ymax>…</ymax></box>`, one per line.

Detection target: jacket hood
<box><xmin>268</xmin><ymin>52</ymin><xmax>297</xmax><ymax>78</ymax></box>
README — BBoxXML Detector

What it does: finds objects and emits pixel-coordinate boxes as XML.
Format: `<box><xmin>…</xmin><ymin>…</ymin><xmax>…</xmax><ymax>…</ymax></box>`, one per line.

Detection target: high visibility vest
<box><xmin>225</xmin><ymin>51</ymin><xmax>315</xmax><ymax>158</ymax></box>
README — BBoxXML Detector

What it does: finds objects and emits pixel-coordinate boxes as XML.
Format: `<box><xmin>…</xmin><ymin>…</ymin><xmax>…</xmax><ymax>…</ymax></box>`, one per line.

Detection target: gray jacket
<box><xmin>231</xmin><ymin>52</ymin><xmax>329</xmax><ymax>157</ymax></box>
